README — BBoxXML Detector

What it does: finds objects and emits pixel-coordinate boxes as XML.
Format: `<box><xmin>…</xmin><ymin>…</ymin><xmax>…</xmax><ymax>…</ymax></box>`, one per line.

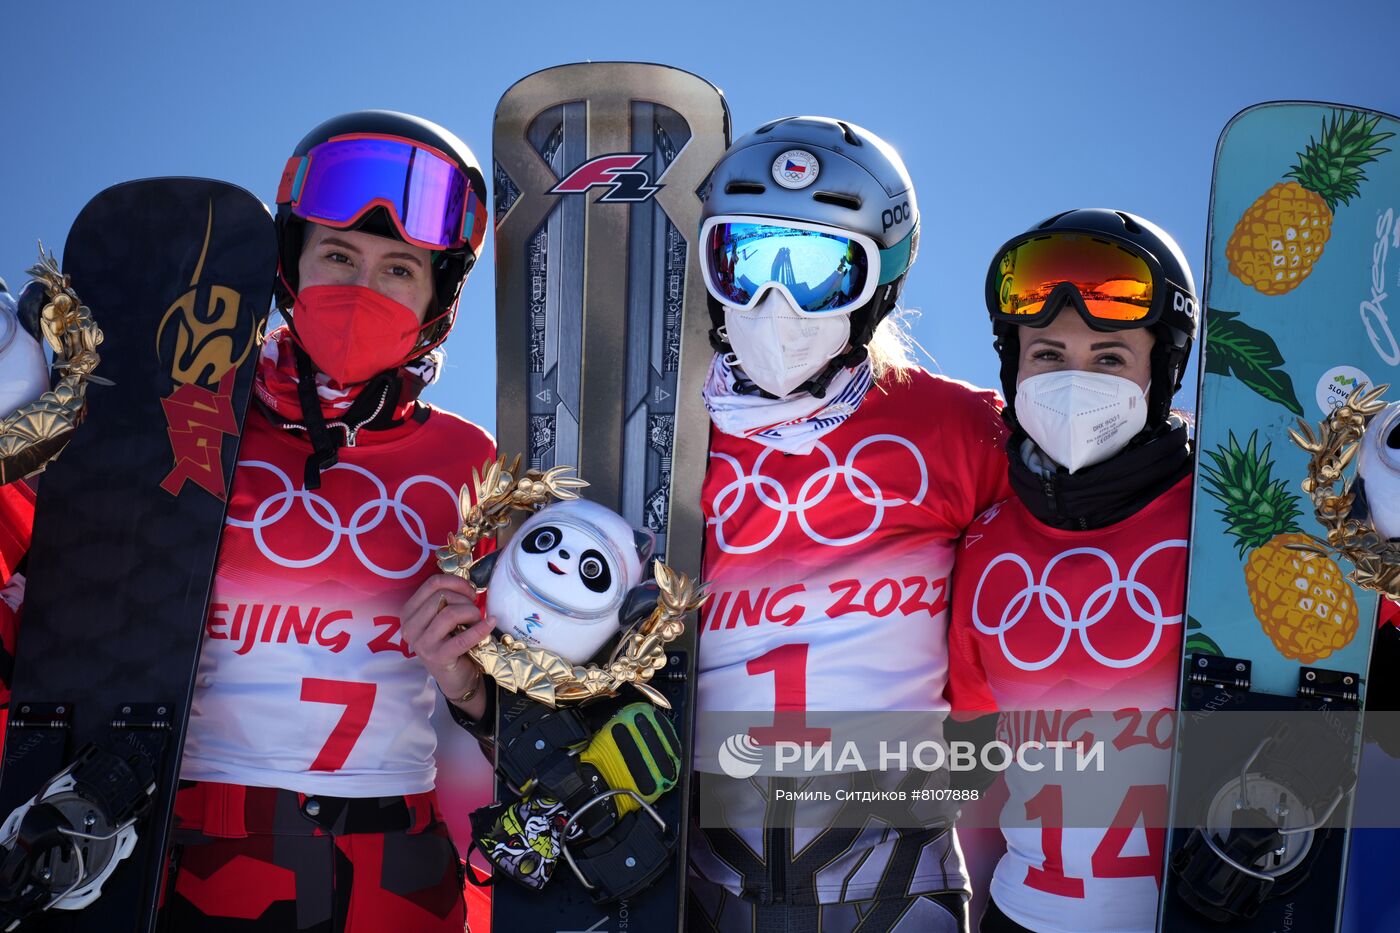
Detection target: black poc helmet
<box><xmin>700</xmin><ymin>116</ymin><xmax>919</xmax><ymax>394</ymax></box>
<box><xmin>274</xmin><ymin>109</ymin><xmax>488</xmax><ymax>358</ymax></box>
<box><xmin>988</xmin><ymin>208</ymin><xmax>1198</xmax><ymax>428</ymax></box>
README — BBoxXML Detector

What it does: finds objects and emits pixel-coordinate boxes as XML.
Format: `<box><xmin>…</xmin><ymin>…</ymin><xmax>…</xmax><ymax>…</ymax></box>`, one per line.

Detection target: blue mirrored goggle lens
<box><xmin>706</xmin><ymin>222</ymin><xmax>870</xmax><ymax>313</ymax></box>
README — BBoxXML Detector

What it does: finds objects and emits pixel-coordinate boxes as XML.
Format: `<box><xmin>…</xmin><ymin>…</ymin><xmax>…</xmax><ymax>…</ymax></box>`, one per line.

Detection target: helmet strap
<box><xmin>796</xmin><ymin>343</ymin><xmax>869</xmax><ymax>399</ymax></box>
<box><xmin>293</xmin><ymin>343</ymin><xmax>341</xmax><ymax>490</ymax></box>
<box><xmin>1148</xmin><ymin>333</ymin><xmax>1190</xmax><ymax>427</ymax></box>
<box><xmin>993</xmin><ymin>325</ymin><xmax>1023</xmax><ymax>429</ymax></box>
<box><xmin>800</xmin><ymin>277</ymin><xmax>905</xmax><ymax>397</ymax></box>
<box><xmin>288</xmin><ymin>342</ymin><xmax>410</xmax><ymax>489</ymax></box>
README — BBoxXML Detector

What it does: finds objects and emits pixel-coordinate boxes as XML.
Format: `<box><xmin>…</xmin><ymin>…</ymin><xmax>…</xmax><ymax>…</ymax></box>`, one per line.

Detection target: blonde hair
<box><xmin>866</xmin><ymin>307</ymin><xmax>920</xmax><ymax>384</ymax></box>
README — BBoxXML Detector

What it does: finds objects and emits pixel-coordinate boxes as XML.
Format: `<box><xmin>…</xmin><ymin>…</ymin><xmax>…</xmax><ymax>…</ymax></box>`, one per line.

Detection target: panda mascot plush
<box><xmin>464</xmin><ymin>498</ymin><xmax>683</xmax><ymax>903</ymax></box>
<box><xmin>0</xmin><ymin>278</ymin><xmax>50</xmax><ymax>422</ymax></box>
<box><xmin>468</xmin><ymin>498</ymin><xmax>654</xmax><ymax>665</ymax></box>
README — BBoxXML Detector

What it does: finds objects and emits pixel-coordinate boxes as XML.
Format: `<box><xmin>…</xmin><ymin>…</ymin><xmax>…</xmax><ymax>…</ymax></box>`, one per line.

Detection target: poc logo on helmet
<box><xmin>882</xmin><ymin>201</ymin><xmax>911</xmax><ymax>232</ymax></box>
<box><xmin>1173</xmin><ymin>291</ymin><xmax>1197</xmax><ymax>321</ymax></box>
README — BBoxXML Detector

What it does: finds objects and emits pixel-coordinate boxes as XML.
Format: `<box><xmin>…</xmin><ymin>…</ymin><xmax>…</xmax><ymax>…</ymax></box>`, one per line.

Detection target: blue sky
<box><xmin>4</xmin><ymin>0</ymin><xmax>1398</xmax><ymax>431</ymax></box>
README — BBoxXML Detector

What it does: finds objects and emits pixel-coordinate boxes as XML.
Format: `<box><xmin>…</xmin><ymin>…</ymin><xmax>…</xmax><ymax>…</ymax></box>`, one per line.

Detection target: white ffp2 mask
<box><xmin>723</xmin><ymin>290</ymin><xmax>849</xmax><ymax>398</ymax></box>
<box><xmin>1016</xmin><ymin>370</ymin><xmax>1149</xmax><ymax>474</ymax></box>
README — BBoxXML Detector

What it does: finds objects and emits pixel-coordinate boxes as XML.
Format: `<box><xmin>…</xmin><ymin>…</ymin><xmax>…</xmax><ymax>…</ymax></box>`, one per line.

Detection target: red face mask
<box><xmin>291</xmin><ymin>285</ymin><xmax>423</xmax><ymax>384</ymax></box>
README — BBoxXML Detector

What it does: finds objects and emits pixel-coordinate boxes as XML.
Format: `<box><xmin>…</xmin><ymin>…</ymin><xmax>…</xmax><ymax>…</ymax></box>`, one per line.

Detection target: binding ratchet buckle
<box><xmin>0</xmin><ymin>739</ymin><xmax>158</xmax><ymax>929</ymax></box>
<box><xmin>1170</xmin><ymin>714</ymin><xmax>1357</xmax><ymax>922</ymax></box>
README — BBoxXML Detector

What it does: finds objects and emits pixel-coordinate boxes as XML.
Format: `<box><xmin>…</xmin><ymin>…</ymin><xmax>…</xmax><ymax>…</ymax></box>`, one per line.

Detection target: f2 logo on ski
<box><xmin>549</xmin><ymin>154</ymin><xmax>662</xmax><ymax>203</ymax></box>
<box><xmin>154</xmin><ymin>199</ymin><xmax>257</xmax><ymax>502</ymax></box>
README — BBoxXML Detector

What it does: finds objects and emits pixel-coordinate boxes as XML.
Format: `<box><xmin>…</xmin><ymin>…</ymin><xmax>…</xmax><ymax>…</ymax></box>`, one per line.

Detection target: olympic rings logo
<box><xmin>226</xmin><ymin>460</ymin><xmax>457</xmax><ymax>580</ymax></box>
<box><xmin>707</xmin><ymin>434</ymin><xmax>928</xmax><ymax>554</ymax></box>
<box><xmin>971</xmin><ymin>539</ymin><xmax>1187</xmax><ymax>671</ymax></box>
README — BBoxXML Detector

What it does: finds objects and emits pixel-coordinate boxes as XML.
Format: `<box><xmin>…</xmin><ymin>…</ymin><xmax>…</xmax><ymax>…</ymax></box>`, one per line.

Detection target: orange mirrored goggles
<box><xmin>988</xmin><ymin>233</ymin><xmax>1158</xmax><ymax>327</ymax></box>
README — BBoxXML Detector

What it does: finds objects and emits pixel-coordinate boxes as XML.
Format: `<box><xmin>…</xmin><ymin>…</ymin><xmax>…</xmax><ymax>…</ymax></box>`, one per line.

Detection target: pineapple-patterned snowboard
<box><xmin>1161</xmin><ymin>103</ymin><xmax>1398</xmax><ymax>932</ymax></box>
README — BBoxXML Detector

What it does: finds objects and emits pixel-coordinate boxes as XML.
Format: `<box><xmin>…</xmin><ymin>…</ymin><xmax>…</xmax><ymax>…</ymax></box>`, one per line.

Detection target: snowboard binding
<box><xmin>559</xmin><ymin>788</ymin><xmax>672</xmax><ymax>902</ymax></box>
<box><xmin>470</xmin><ymin>698</ymin><xmax>681</xmax><ymax>905</ymax></box>
<box><xmin>0</xmin><ymin>736</ymin><xmax>158</xmax><ymax>929</ymax></box>
<box><xmin>1170</xmin><ymin>711</ymin><xmax>1355</xmax><ymax>922</ymax></box>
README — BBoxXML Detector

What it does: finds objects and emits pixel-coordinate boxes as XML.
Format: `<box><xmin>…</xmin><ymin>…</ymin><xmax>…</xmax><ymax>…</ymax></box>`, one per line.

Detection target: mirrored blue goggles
<box><xmin>701</xmin><ymin>216</ymin><xmax>890</xmax><ymax>316</ymax></box>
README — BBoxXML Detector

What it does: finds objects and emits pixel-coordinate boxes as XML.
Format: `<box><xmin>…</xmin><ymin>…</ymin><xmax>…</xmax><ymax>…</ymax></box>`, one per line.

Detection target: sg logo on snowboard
<box><xmin>154</xmin><ymin>200</ymin><xmax>258</xmax><ymax>501</ymax></box>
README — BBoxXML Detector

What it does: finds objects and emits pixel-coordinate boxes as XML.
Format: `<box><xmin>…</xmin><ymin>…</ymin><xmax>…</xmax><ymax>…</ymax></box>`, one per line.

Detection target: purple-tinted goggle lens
<box><xmin>289</xmin><ymin>134</ymin><xmax>470</xmax><ymax>251</ymax></box>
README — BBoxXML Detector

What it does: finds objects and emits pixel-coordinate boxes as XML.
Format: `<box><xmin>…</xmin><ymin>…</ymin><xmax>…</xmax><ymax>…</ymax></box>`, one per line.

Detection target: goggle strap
<box><xmin>277</xmin><ymin>156</ymin><xmax>306</xmax><ymax>205</ymax></box>
<box><xmin>291</xmin><ymin>157</ymin><xmax>309</xmax><ymax>204</ymax></box>
<box><xmin>1048</xmin><ymin>283</ymin><xmax>1150</xmax><ymax>332</ymax></box>
<box><xmin>461</xmin><ymin>188</ymin><xmax>481</xmax><ymax>245</ymax></box>
<box><xmin>877</xmin><ymin>228</ymin><xmax>915</xmax><ymax>286</ymax></box>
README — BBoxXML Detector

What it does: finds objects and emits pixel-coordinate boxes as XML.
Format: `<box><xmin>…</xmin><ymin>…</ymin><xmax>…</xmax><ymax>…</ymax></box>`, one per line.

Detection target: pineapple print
<box><xmin>1226</xmin><ymin>110</ymin><xmax>1393</xmax><ymax>295</ymax></box>
<box><xmin>1202</xmin><ymin>431</ymin><xmax>1359</xmax><ymax>662</ymax></box>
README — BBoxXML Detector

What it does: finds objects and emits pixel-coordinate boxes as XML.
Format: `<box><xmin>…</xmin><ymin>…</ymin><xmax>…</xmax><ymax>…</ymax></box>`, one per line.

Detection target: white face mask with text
<box><xmin>722</xmin><ymin>289</ymin><xmax>849</xmax><ymax>398</ymax></box>
<box><xmin>1015</xmin><ymin>370</ymin><xmax>1149</xmax><ymax>474</ymax></box>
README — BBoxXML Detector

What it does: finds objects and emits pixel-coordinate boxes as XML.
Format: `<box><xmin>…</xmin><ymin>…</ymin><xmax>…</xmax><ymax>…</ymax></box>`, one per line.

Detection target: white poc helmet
<box><xmin>701</xmin><ymin>116</ymin><xmax>919</xmax><ymax>395</ymax></box>
<box><xmin>485</xmin><ymin>499</ymin><xmax>652</xmax><ymax>664</ymax></box>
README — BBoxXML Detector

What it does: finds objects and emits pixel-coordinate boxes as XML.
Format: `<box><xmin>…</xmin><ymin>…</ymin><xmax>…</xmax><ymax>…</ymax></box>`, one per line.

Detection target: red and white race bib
<box><xmin>694</xmin><ymin>370</ymin><xmax>1009</xmax><ymax>769</ymax></box>
<box><xmin>181</xmin><ymin>408</ymin><xmax>495</xmax><ymax>796</ymax></box>
<box><xmin>948</xmin><ymin>475</ymin><xmax>1191</xmax><ymax>933</ymax></box>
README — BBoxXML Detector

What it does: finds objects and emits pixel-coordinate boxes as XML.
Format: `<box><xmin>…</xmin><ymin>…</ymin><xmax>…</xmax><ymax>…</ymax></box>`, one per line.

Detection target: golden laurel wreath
<box><xmin>435</xmin><ymin>454</ymin><xmax>706</xmax><ymax>709</ymax></box>
<box><xmin>1289</xmin><ymin>382</ymin><xmax>1400</xmax><ymax>600</ymax></box>
<box><xmin>0</xmin><ymin>248</ymin><xmax>104</xmax><ymax>485</ymax></box>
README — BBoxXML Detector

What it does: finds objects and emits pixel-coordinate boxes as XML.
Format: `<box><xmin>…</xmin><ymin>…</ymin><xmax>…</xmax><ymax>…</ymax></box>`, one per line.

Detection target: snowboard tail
<box><xmin>0</xmin><ymin>178</ymin><xmax>275</xmax><ymax>931</ymax></box>
<box><xmin>490</xmin><ymin>62</ymin><xmax>729</xmax><ymax>930</ymax></box>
